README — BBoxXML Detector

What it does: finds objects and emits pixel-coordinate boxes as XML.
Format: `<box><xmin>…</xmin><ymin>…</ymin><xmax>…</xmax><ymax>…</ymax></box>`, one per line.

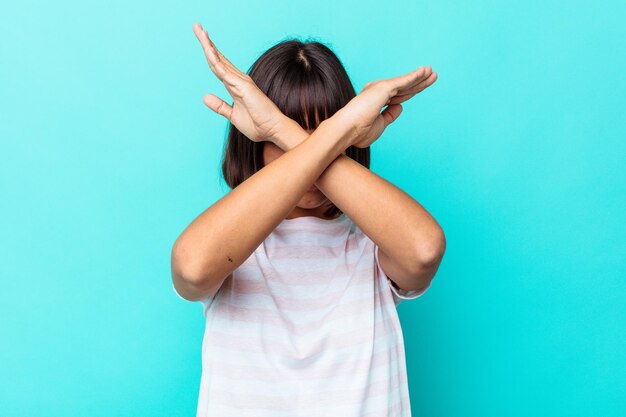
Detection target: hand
<box><xmin>192</xmin><ymin>22</ymin><xmax>288</xmax><ymax>144</ymax></box>
<box><xmin>344</xmin><ymin>66</ymin><xmax>438</xmax><ymax>148</ymax></box>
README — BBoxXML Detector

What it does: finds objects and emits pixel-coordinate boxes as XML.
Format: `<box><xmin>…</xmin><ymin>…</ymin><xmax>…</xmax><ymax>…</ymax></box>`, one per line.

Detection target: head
<box><xmin>220</xmin><ymin>38</ymin><xmax>370</xmax><ymax>219</ymax></box>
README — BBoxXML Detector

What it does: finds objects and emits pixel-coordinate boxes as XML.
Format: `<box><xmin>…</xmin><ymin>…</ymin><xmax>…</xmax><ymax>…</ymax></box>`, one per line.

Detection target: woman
<box><xmin>172</xmin><ymin>22</ymin><xmax>445</xmax><ymax>416</ymax></box>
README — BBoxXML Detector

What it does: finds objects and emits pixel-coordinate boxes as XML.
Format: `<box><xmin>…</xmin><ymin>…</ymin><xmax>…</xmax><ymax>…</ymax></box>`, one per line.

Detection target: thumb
<box><xmin>380</xmin><ymin>103</ymin><xmax>403</xmax><ymax>128</ymax></box>
<box><xmin>203</xmin><ymin>93</ymin><xmax>233</xmax><ymax>121</ymax></box>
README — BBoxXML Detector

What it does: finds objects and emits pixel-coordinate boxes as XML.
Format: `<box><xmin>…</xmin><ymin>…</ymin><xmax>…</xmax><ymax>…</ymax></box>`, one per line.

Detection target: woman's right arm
<box><xmin>171</xmin><ymin>111</ymin><xmax>354</xmax><ymax>301</ymax></box>
<box><xmin>173</xmin><ymin>23</ymin><xmax>432</xmax><ymax>301</ymax></box>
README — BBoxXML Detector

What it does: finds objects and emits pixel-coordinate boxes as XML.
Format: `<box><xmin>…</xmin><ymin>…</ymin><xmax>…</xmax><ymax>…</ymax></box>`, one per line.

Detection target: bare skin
<box><xmin>171</xmin><ymin>23</ymin><xmax>445</xmax><ymax>301</ymax></box>
<box><xmin>263</xmin><ymin>137</ymin><xmax>338</xmax><ymax>220</ymax></box>
<box><xmin>263</xmin><ymin>127</ymin><xmax>350</xmax><ymax>220</ymax></box>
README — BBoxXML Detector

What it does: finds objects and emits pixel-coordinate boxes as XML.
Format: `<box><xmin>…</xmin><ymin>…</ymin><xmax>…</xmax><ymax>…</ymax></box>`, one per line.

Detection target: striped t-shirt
<box><xmin>174</xmin><ymin>212</ymin><xmax>431</xmax><ymax>416</ymax></box>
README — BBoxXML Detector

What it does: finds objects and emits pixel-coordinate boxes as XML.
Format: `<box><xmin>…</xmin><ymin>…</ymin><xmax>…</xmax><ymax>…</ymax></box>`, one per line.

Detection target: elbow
<box><xmin>415</xmin><ymin>228</ymin><xmax>446</xmax><ymax>268</ymax></box>
<box><xmin>405</xmin><ymin>230</ymin><xmax>444</xmax><ymax>289</ymax></box>
<box><xmin>171</xmin><ymin>238</ymin><xmax>213</xmax><ymax>288</ymax></box>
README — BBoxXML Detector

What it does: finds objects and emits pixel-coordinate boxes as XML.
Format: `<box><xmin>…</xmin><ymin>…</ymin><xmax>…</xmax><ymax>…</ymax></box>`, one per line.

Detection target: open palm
<box><xmin>192</xmin><ymin>23</ymin><xmax>286</xmax><ymax>142</ymax></box>
<box><xmin>192</xmin><ymin>22</ymin><xmax>438</xmax><ymax>149</ymax></box>
<box><xmin>346</xmin><ymin>66</ymin><xmax>438</xmax><ymax>148</ymax></box>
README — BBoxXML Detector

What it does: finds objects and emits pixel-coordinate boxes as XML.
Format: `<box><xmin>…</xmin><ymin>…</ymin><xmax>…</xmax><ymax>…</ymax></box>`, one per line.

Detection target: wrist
<box><xmin>321</xmin><ymin>108</ymin><xmax>356</xmax><ymax>149</ymax></box>
<box><xmin>271</xmin><ymin>116</ymin><xmax>309</xmax><ymax>151</ymax></box>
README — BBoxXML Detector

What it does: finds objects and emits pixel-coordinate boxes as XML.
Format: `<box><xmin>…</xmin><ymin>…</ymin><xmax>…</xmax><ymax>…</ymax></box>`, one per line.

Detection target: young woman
<box><xmin>171</xmin><ymin>22</ymin><xmax>445</xmax><ymax>417</ymax></box>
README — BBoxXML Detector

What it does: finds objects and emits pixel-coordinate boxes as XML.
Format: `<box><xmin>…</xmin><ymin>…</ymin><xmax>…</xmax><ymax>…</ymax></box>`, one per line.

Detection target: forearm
<box><xmin>273</xmin><ymin>118</ymin><xmax>445</xmax><ymax>276</ymax></box>
<box><xmin>172</xmin><ymin>115</ymin><xmax>352</xmax><ymax>290</ymax></box>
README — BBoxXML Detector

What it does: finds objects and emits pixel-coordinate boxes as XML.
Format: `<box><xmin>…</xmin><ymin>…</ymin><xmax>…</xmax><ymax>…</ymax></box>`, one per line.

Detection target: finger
<box><xmin>388</xmin><ymin>72</ymin><xmax>438</xmax><ymax>105</ymax></box>
<box><xmin>203</xmin><ymin>93</ymin><xmax>233</xmax><ymax>121</ymax></box>
<box><xmin>380</xmin><ymin>104</ymin><xmax>403</xmax><ymax>127</ymax></box>
<box><xmin>193</xmin><ymin>23</ymin><xmax>247</xmax><ymax>82</ymax></box>
<box><xmin>408</xmin><ymin>69</ymin><xmax>437</xmax><ymax>94</ymax></box>
<box><xmin>390</xmin><ymin>66</ymin><xmax>429</xmax><ymax>92</ymax></box>
<box><xmin>389</xmin><ymin>67</ymin><xmax>425</xmax><ymax>90</ymax></box>
<box><xmin>193</xmin><ymin>23</ymin><xmax>229</xmax><ymax>81</ymax></box>
<box><xmin>205</xmin><ymin>33</ymin><xmax>241</xmax><ymax>76</ymax></box>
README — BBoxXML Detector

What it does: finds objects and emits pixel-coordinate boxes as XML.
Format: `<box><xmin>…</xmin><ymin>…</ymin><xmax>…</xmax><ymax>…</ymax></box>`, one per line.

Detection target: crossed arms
<box><xmin>171</xmin><ymin>23</ymin><xmax>446</xmax><ymax>301</ymax></box>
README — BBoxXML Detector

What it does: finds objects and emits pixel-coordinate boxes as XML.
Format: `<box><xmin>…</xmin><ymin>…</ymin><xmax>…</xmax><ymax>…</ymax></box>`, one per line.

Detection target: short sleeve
<box><xmin>172</xmin><ymin>283</ymin><xmax>187</xmax><ymax>301</ymax></box>
<box><xmin>172</xmin><ymin>283</ymin><xmax>215</xmax><ymax>312</ymax></box>
<box><xmin>375</xmin><ymin>244</ymin><xmax>431</xmax><ymax>307</ymax></box>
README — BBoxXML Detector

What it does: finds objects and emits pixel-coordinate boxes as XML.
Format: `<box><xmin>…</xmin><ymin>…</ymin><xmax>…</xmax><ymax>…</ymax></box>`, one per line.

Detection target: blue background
<box><xmin>1</xmin><ymin>0</ymin><xmax>624</xmax><ymax>416</ymax></box>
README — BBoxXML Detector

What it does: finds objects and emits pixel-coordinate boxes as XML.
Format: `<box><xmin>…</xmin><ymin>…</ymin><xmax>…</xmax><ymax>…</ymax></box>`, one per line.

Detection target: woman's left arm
<box><xmin>191</xmin><ymin>22</ymin><xmax>444</xmax><ymax>293</ymax></box>
<box><xmin>273</xmin><ymin>118</ymin><xmax>446</xmax><ymax>293</ymax></box>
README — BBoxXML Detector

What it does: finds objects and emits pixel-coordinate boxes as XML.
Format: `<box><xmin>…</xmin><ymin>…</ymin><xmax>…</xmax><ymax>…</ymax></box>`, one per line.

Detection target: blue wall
<box><xmin>1</xmin><ymin>0</ymin><xmax>624</xmax><ymax>416</ymax></box>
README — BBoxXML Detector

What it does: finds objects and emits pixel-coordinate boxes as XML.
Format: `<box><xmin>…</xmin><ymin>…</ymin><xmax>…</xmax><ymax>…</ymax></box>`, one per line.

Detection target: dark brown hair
<box><xmin>220</xmin><ymin>37</ymin><xmax>370</xmax><ymax>219</ymax></box>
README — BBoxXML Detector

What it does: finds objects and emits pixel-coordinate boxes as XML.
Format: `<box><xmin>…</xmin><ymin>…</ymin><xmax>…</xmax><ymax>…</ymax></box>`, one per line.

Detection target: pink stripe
<box><xmin>212</xmin><ymin>292</ymin><xmax>396</xmax><ymax>337</ymax></box>
<box><xmin>260</xmin><ymin>234</ymin><xmax>363</xmax><ymax>258</ymax></box>
<box><xmin>208</xmin><ymin>338</ymin><xmax>401</xmax><ymax>382</ymax></box>
<box><xmin>248</xmin><ymin>260</ymin><xmax>373</xmax><ymax>286</ymax></box>
<box><xmin>361</xmin><ymin>393</ymin><xmax>406</xmax><ymax>417</ymax></box>
<box><xmin>204</xmin><ymin>314</ymin><xmax>400</xmax><ymax>359</ymax></box>
<box><xmin>206</xmin><ymin>371</ymin><xmax>407</xmax><ymax>410</ymax></box>
<box><xmin>272</xmin><ymin>223</ymin><xmax>350</xmax><ymax>237</ymax></box>
<box><xmin>217</xmin><ymin>282</ymin><xmax>374</xmax><ymax>312</ymax></box>
<box><xmin>231</xmin><ymin>265</ymin><xmax>373</xmax><ymax>293</ymax></box>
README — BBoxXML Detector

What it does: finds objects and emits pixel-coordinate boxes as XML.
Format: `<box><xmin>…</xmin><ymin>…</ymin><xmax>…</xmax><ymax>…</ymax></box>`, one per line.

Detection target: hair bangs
<box><xmin>221</xmin><ymin>37</ymin><xmax>370</xmax><ymax>218</ymax></box>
